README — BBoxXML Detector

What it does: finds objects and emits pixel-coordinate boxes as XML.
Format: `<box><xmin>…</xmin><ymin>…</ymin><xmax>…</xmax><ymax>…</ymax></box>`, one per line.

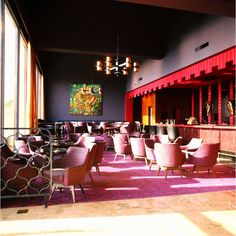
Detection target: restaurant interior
<box><xmin>1</xmin><ymin>0</ymin><xmax>235</xmax><ymax>235</ymax></box>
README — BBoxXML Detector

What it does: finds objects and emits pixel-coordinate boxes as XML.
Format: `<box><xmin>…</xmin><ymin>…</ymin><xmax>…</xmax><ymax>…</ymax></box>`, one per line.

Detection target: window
<box><xmin>1</xmin><ymin>3</ymin><xmax>44</xmax><ymax>137</ymax></box>
<box><xmin>4</xmin><ymin>6</ymin><xmax>18</xmax><ymax>137</ymax></box>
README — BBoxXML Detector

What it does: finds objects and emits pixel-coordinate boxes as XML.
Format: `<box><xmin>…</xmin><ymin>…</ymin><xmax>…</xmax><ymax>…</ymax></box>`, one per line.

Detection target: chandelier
<box><xmin>95</xmin><ymin>35</ymin><xmax>139</xmax><ymax>76</ymax></box>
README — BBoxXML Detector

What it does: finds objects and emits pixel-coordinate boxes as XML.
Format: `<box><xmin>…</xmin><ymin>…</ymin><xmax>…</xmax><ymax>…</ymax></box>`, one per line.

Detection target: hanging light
<box><xmin>96</xmin><ymin>55</ymin><xmax>139</xmax><ymax>76</ymax></box>
<box><xmin>95</xmin><ymin>35</ymin><xmax>139</xmax><ymax>76</ymax></box>
<box><xmin>95</xmin><ymin>4</ymin><xmax>139</xmax><ymax>77</ymax></box>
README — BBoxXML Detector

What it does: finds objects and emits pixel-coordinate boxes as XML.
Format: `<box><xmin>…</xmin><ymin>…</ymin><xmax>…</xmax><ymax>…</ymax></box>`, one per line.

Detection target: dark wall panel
<box><xmin>155</xmin><ymin>88</ymin><xmax>192</xmax><ymax>124</ymax></box>
<box><xmin>40</xmin><ymin>52</ymin><xmax>126</xmax><ymax>122</ymax></box>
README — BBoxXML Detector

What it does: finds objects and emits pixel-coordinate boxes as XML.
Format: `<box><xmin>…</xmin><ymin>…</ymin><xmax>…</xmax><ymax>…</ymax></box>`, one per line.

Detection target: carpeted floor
<box><xmin>1</xmin><ymin>150</ymin><xmax>235</xmax><ymax>208</ymax></box>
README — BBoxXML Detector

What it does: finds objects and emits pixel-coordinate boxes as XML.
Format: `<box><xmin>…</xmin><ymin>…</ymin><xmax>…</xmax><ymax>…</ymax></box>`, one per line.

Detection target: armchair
<box><xmin>64</xmin><ymin>121</ymin><xmax>81</xmax><ymax>142</ymax></box>
<box><xmin>186</xmin><ymin>143</ymin><xmax>220</xmax><ymax>174</ymax></box>
<box><xmin>154</xmin><ymin>143</ymin><xmax>186</xmax><ymax>179</ymax></box>
<box><xmin>113</xmin><ymin>135</ymin><xmax>132</xmax><ymax>162</ymax></box>
<box><xmin>180</xmin><ymin>138</ymin><xmax>203</xmax><ymax>152</ymax></box>
<box><xmin>130</xmin><ymin>137</ymin><xmax>148</xmax><ymax>165</ymax></box>
<box><xmin>44</xmin><ymin>146</ymin><xmax>90</xmax><ymax>203</ymax></box>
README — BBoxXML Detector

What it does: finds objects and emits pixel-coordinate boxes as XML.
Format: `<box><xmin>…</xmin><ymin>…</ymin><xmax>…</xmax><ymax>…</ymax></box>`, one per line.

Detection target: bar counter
<box><xmin>173</xmin><ymin>124</ymin><xmax>236</xmax><ymax>153</ymax></box>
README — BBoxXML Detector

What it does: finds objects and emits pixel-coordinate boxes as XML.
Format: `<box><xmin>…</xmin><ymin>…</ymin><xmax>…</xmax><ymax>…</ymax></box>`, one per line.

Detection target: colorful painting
<box><xmin>70</xmin><ymin>84</ymin><xmax>102</xmax><ymax>115</ymax></box>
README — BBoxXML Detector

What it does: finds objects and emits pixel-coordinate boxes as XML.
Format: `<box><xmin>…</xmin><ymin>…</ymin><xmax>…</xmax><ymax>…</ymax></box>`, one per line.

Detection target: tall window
<box><xmin>4</xmin><ymin>6</ymin><xmax>18</xmax><ymax>130</ymax></box>
<box><xmin>1</xmin><ymin>3</ymin><xmax>45</xmax><ymax>137</ymax></box>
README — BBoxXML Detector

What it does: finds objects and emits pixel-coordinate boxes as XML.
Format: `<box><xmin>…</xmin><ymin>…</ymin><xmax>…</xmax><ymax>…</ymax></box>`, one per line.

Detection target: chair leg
<box><xmin>178</xmin><ymin>167</ymin><xmax>183</xmax><ymax>178</ymax></box>
<box><xmin>96</xmin><ymin>164</ymin><xmax>101</xmax><ymax>175</ymax></box>
<box><xmin>79</xmin><ymin>184</ymin><xmax>85</xmax><ymax>195</ymax></box>
<box><xmin>89</xmin><ymin>171</ymin><xmax>94</xmax><ymax>184</ymax></box>
<box><xmin>114</xmin><ymin>153</ymin><xmax>118</xmax><ymax>161</ymax></box>
<box><xmin>192</xmin><ymin>165</ymin><xmax>196</xmax><ymax>173</ymax></box>
<box><xmin>148</xmin><ymin>160</ymin><xmax>153</xmax><ymax>170</ymax></box>
<box><xmin>144</xmin><ymin>157</ymin><xmax>148</xmax><ymax>166</ymax></box>
<box><xmin>157</xmin><ymin>166</ymin><xmax>161</xmax><ymax>176</ymax></box>
<box><xmin>71</xmin><ymin>185</ymin><xmax>76</xmax><ymax>203</ymax></box>
<box><xmin>164</xmin><ymin>168</ymin><xmax>168</xmax><ymax>180</ymax></box>
<box><xmin>123</xmin><ymin>154</ymin><xmax>126</xmax><ymax>162</ymax></box>
<box><xmin>208</xmin><ymin>166</ymin><xmax>215</xmax><ymax>175</ymax></box>
<box><xmin>48</xmin><ymin>184</ymin><xmax>56</xmax><ymax>201</ymax></box>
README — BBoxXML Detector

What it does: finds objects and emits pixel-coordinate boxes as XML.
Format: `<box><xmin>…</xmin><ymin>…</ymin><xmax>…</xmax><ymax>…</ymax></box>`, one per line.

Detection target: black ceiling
<box><xmin>9</xmin><ymin>0</ymin><xmax>235</xmax><ymax>60</ymax></box>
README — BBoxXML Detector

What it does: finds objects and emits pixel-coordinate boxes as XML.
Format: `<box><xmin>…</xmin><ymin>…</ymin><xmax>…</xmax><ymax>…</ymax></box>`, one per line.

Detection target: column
<box><xmin>199</xmin><ymin>87</ymin><xmax>203</xmax><ymax>124</ymax></box>
<box><xmin>218</xmin><ymin>80</ymin><xmax>222</xmax><ymax>125</ymax></box>
<box><xmin>191</xmin><ymin>89</ymin><xmax>195</xmax><ymax>117</ymax></box>
<box><xmin>208</xmin><ymin>85</ymin><xmax>212</xmax><ymax>124</ymax></box>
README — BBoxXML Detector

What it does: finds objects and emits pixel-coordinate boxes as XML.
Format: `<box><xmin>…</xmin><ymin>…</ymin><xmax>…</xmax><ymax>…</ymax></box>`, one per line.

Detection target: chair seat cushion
<box><xmin>44</xmin><ymin>168</ymin><xmax>65</xmax><ymax>184</ymax></box>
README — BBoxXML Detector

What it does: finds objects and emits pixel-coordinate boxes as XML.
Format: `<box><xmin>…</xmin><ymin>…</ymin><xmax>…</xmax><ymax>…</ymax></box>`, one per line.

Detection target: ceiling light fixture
<box><xmin>95</xmin><ymin>34</ymin><xmax>139</xmax><ymax>76</ymax></box>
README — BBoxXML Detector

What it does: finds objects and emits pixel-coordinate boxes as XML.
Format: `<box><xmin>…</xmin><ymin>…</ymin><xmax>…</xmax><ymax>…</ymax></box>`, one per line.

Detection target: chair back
<box><xmin>63</xmin><ymin>147</ymin><xmax>90</xmax><ymax>186</ymax></box>
<box><xmin>84</xmin><ymin>142</ymin><xmax>97</xmax><ymax>172</ymax></box>
<box><xmin>114</xmin><ymin>133</ymin><xmax>129</xmax><ymax>144</ymax></box>
<box><xmin>144</xmin><ymin>139</ymin><xmax>155</xmax><ymax>161</ymax></box>
<box><xmin>93</xmin><ymin>141</ymin><xmax>106</xmax><ymax>165</ymax></box>
<box><xmin>15</xmin><ymin>140</ymin><xmax>30</xmax><ymax>155</ymax></box>
<box><xmin>64</xmin><ymin>121</ymin><xmax>74</xmax><ymax>135</ymax></box>
<box><xmin>130</xmin><ymin>137</ymin><xmax>146</xmax><ymax>157</ymax></box>
<box><xmin>64</xmin><ymin>146</ymin><xmax>90</xmax><ymax>167</ymax></box>
<box><xmin>73</xmin><ymin>135</ymin><xmax>88</xmax><ymax>147</ymax></box>
<box><xmin>112</xmin><ymin>136</ymin><xmax>131</xmax><ymax>155</ymax></box>
<box><xmin>154</xmin><ymin>143</ymin><xmax>185</xmax><ymax>167</ymax></box>
<box><xmin>182</xmin><ymin>138</ymin><xmax>203</xmax><ymax>151</ymax></box>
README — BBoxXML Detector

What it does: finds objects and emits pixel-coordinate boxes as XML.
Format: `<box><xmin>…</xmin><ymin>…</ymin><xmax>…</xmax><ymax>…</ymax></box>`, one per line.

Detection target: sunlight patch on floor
<box><xmin>1</xmin><ymin>212</ymin><xmax>208</xmax><ymax>236</ymax></box>
<box><xmin>201</xmin><ymin>210</ymin><xmax>236</xmax><ymax>235</ymax></box>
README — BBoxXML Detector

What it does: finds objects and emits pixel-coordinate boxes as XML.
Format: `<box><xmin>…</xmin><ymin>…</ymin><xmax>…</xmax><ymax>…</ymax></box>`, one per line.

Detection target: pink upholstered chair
<box><xmin>92</xmin><ymin>141</ymin><xmax>106</xmax><ymax>174</ymax></box>
<box><xmin>64</xmin><ymin>121</ymin><xmax>82</xmax><ymax>142</ymax></box>
<box><xmin>154</xmin><ymin>143</ymin><xmax>186</xmax><ymax>179</ymax></box>
<box><xmin>15</xmin><ymin>140</ymin><xmax>31</xmax><ymax>155</ymax></box>
<box><xmin>114</xmin><ymin>133</ymin><xmax>130</xmax><ymax>144</ymax></box>
<box><xmin>130</xmin><ymin>137</ymin><xmax>148</xmax><ymax>165</ymax></box>
<box><xmin>112</xmin><ymin>135</ymin><xmax>132</xmax><ymax>162</ymax></box>
<box><xmin>102</xmin><ymin>133</ymin><xmax>114</xmax><ymax>150</ymax></box>
<box><xmin>45</xmin><ymin>146</ymin><xmax>90</xmax><ymax>203</ymax></box>
<box><xmin>144</xmin><ymin>138</ymin><xmax>155</xmax><ymax>170</ymax></box>
<box><xmin>71</xmin><ymin>141</ymin><xmax>97</xmax><ymax>182</ymax></box>
<box><xmin>73</xmin><ymin>135</ymin><xmax>105</xmax><ymax>176</ymax></box>
<box><xmin>186</xmin><ymin>143</ymin><xmax>220</xmax><ymax>174</ymax></box>
<box><xmin>180</xmin><ymin>138</ymin><xmax>203</xmax><ymax>152</ymax></box>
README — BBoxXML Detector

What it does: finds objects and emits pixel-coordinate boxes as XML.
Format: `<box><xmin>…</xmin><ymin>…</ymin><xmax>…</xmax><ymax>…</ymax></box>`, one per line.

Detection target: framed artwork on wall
<box><xmin>70</xmin><ymin>83</ymin><xmax>103</xmax><ymax>116</ymax></box>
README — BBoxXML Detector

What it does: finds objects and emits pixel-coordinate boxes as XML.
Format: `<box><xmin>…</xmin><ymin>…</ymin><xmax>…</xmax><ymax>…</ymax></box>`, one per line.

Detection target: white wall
<box><xmin>127</xmin><ymin>16</ymin><xmax>235</xmax><ymax>91</ymax></box>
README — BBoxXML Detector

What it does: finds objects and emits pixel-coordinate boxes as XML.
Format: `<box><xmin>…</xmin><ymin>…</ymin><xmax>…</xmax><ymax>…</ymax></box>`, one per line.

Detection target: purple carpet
<box><xmin>1</xmin><ymin>150</ymin><xmax>235</xmax><ymax>208</ymax></box>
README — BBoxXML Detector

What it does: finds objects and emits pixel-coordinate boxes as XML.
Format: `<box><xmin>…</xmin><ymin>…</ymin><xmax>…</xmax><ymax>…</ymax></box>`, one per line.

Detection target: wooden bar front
<box><xmin>176</xmin><ymin>124</ymin><xmax>236</xmax><ymax>153</ymax></box>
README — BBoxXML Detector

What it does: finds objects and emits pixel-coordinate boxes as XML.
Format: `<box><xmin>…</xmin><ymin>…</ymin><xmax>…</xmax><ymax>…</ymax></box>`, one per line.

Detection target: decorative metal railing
<box><xmin>0</xmin><ymin>128</ymin><xmax>53</xmax><ymax>208</ymax></box>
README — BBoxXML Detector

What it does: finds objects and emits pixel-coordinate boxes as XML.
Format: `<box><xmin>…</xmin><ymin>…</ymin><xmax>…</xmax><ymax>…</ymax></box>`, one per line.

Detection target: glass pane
<box><xmin>4</xmin><ymin>6</ymin><xmax>18</xmax><ymax>137</ymax></box>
